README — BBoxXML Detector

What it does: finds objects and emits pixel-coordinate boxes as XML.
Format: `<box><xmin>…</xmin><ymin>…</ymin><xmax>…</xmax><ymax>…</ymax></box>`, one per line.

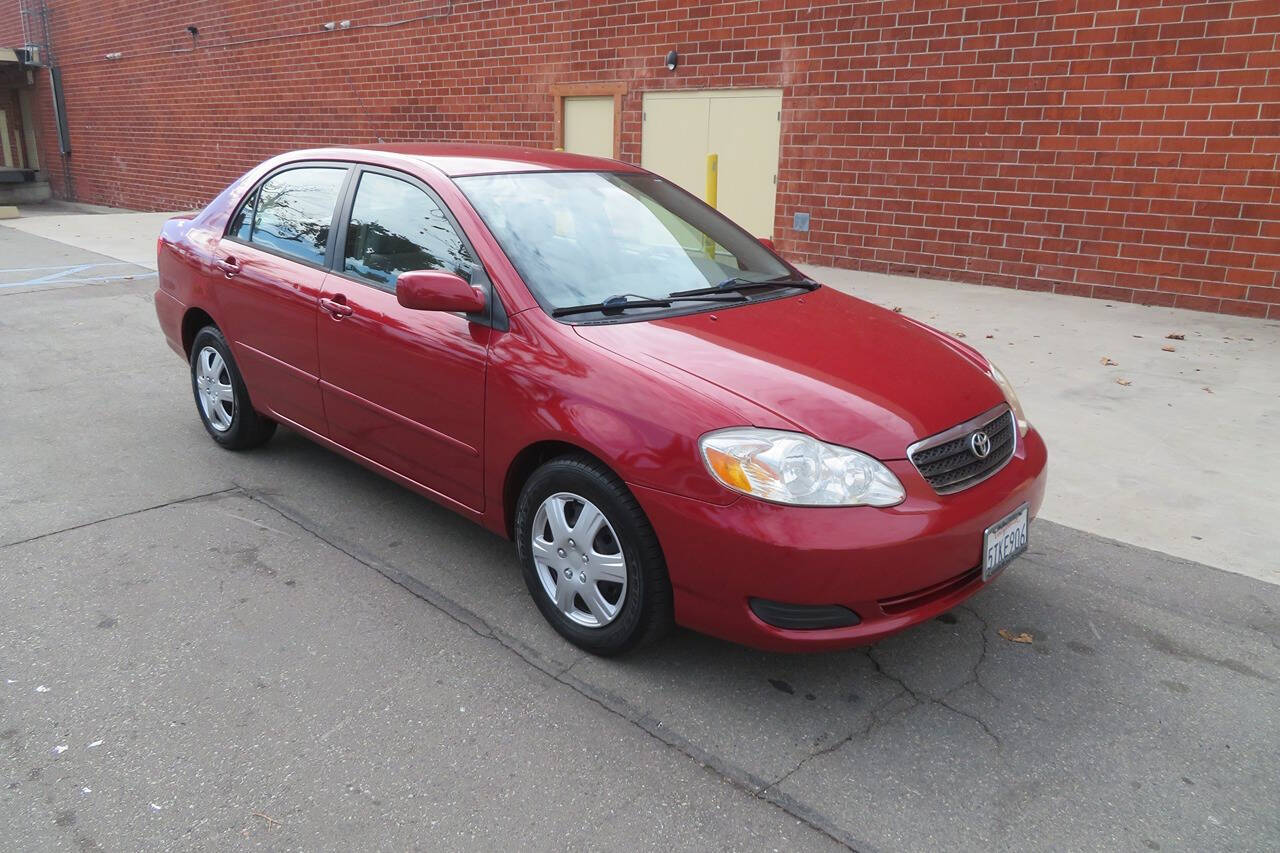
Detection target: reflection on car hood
<box><xmin>573</xmin><ymin>285</ymin><xmax>1006</xmax><ymax>460</ymax></box>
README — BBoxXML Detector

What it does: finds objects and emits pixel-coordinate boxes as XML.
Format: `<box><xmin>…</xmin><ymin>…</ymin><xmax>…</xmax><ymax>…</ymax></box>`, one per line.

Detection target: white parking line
<box><xmin>0</xmin><ymin>262</ymin><xmax>137</xmax><ymax>274</ymax></box>
<box><xmin>4</xmin><ymin>264</ymin><xmax>95</xmax><ymax>287</ymax></box>
<box><xmin>0</xmin><ymin>271</ymin><xmax>157</xmax><ymax>291</ymax></box>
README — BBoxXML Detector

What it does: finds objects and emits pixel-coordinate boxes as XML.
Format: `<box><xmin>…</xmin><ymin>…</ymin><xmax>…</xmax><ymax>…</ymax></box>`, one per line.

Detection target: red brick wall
<box><xmin>4</xmin><ymin>1</ymin><xmax>1279</xmax><ymax>317</ymax></box>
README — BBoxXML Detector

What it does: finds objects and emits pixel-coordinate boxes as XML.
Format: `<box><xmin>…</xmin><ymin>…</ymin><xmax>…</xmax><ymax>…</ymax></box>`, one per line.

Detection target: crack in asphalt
<box><xmin>236</xmin><ymin>486</ymin><xmax>872</xmax><ymax>852</ymax></box>
<box><xmin>954</xmin><ymin>605</ymin><xmax>1002</xmax><ymax>703</ymax></box>
<box><xmin>938</xmin><ymin>609</ymin><xmax>1005</xmax><ymax>750</ymax></box>
<box><xmin>747</xmin><ymin>605</ymin><xmax>1012</xmax><ymax>809</ymax></box>
<box><xmin>0</xmin><ymin>488</ymin><xmax>238</xmax><ymax>550</ymax></box>
<box><xmin>938</xmin><ymin>696</ymin><xmax>1002</xmax><ymax>748</ymax></box>
<box><xmin>763</xmin><ymin>732</ymin><xmax>857</xmax><ymax>795</ymax></box>
<box><xmin>867</xmin><ymin>616</ymin><xmax>1002</xmax><ymax>751</ymax></box>
<box><xmin>865</xmin><ymin>646</ymin><xmax>924</xmax><ymax>705</ymax></box>
<box><xmin>761</xmin><ymin>680</ymin><xmax>916</xmax><ymax>797</ymax></box>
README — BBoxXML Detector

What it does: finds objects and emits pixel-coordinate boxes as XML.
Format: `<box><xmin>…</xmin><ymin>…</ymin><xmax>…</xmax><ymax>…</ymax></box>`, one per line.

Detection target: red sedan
<box><xmin>155</xmin><ymin>144</ymin><xmax>1047</xmax><ymax>655</ymax></box>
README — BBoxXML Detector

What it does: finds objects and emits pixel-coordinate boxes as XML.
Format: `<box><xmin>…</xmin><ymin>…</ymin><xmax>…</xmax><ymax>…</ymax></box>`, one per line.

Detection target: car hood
<box><xmin>573</xmin><ymin>286</ymin><xmax>1006</xmax><ymax>460</ymax></box>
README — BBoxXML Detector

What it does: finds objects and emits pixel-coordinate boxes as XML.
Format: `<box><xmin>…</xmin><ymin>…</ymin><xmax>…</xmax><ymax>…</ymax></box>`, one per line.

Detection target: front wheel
<box><xmin>515</xmin><ymin>455</ymin><xmax>673</xmax><ymax>656</ymax></box>
<box><xmin>189</xmin><ymin>325</ymin><xmax>276</xmax><ymax>450</ymax></box>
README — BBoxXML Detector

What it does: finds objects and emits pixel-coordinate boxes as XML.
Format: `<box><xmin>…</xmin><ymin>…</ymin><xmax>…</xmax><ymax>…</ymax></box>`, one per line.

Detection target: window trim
<box><xmin>227</xmin><ymin>184</ymin><xmax>259</xmax><ymax>243</ymax></box>
<box><xmin>551</xmin><ymin>82</ymin><xmax>626</xmax><ymax>159</ymax></box>
<box><xmin>222</xmin><ymin>161</ymin><xmax>356</xmax><ymax>273</ymax></box>
<box><xmin>329</xmin><ymin>164</ymin><xmax>506</xmax><ymax>329</ymax></box>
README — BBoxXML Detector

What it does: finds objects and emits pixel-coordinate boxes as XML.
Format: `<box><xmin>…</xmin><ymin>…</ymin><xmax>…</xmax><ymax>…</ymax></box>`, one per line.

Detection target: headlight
<box><xmin>988</xmin><ymin>362</ymin><xmax>1029</xmax><ymax>437</ymax></box>
<box><xmin>700</xmin><ymin>428</ymin><xmax>905</xmax><ymax>507</ymax></box>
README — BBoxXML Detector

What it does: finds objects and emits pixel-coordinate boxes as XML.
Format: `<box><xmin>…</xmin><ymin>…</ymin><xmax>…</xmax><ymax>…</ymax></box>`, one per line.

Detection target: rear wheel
<box><xmin>515</xmin><ymin>455</ymin><xmax>673</xmax><ymax>655</ymax></box>
<box><xmin>189</xmin><ymin>326</ymin><xmax>275</xmax><ymax>450</ymax></box>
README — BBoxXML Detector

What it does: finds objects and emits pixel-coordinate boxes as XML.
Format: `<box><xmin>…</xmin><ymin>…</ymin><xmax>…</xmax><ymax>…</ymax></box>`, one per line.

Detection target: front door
<box><xmin>216</xmin><ymin>164</ymin><xmax>350</xmax><ymax>435</ymax></box>
<box><xmin>317</xmin><ymin>168</ymin><xmax>490</xmax><ymax>511</ymax></box>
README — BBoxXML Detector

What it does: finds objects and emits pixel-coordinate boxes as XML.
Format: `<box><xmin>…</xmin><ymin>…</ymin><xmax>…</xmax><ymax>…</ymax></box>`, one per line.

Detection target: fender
<box><xmin>481</xmin><ymin>309</ymin><xmax>748</xmax><ymax>537</ymax></box>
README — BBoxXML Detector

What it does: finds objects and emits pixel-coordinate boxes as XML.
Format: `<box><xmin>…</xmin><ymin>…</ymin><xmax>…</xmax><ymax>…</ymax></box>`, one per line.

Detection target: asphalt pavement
<box><xmin>2</xmin><ymin>226</ymin><xmax>1277</xmax><ymax>851</ymax></box>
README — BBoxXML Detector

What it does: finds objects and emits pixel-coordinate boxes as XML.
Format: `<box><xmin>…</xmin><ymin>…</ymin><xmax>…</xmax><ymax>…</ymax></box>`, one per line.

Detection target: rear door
<box><xmin>216</xmin><ymin>164</ymin><xmax>351</xmax><ymax>435</ymax></box>
<box><xmin>316</xmin><ymin>167</ymin><xmax>491</xmax><ymax>512</ymax></box>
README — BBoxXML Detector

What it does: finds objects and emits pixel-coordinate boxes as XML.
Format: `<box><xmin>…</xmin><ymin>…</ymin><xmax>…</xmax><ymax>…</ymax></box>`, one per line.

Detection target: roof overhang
<box><xmin>0</xmin><ymin>48</ymin><xmax>20</xmax><ymax>65</ymax></box>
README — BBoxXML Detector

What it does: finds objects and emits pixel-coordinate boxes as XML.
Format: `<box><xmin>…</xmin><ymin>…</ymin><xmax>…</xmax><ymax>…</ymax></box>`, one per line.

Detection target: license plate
<box><xmin>982</xmin><ymin>504</ymin><xmax>1028</xmax><ymax>581</ymax></box>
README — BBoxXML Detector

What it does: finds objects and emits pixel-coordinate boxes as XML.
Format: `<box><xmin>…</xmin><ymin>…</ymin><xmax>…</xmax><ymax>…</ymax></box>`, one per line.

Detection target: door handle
<box><xmin>320</xmin><ymin>296</ymin><xmax>353</xmax><ymax>318</ymax></box>
<box><xmin>214</xmin><ymin>256</ymin><xmax>241</xmax><ymax>277</ymax></box>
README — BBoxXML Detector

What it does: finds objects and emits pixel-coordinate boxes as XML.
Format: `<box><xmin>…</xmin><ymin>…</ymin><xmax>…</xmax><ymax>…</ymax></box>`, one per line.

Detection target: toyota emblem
<box><xmin>969</xmin><ymin>430</ymin><xmax>992</xmax><ymax>459</ymax></box>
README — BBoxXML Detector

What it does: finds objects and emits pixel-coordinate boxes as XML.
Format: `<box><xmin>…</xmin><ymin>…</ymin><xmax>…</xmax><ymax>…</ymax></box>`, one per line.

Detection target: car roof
<box><xmin>288</xmin><ymin>143</ymin><xmax>646</xmax><ymax>178</ymax></box>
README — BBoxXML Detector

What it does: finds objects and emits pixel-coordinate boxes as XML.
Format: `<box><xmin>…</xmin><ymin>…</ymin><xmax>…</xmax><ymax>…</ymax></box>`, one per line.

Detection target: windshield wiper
<box><xmin>668</xmin><ymin>275</ymin><xmax>818</xmax><ymax>299</ymax></box>
<box><xmin>552</xmin><ymin>292</ymin><xmax>746</xmax><ymax>318</ymax></box>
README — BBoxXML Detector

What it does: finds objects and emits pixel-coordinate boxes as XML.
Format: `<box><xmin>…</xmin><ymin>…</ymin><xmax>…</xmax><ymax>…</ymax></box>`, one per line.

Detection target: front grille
<box><xmin>908</xmin><ymin>405</ymin><xmax>1016</xmax><ymax>494</ymax></box>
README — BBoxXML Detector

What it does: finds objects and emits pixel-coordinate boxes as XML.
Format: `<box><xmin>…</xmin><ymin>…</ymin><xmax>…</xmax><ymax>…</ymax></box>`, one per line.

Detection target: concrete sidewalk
<box><xmin>0</xmin><ymin>203</ymin><xmax>182</xmax><ymax>270</ymax></box>
<box><xmin>4</xmin><ymin>204</ymin><xmax>1276</xmax><ymax>584</ymax></box>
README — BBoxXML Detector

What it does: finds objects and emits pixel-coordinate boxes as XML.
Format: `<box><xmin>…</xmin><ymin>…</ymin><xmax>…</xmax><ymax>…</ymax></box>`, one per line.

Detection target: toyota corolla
<box><xmin>155</xmin><ymin>144</ymin><xmax>1047</xmax><ymax>655</ymax></box>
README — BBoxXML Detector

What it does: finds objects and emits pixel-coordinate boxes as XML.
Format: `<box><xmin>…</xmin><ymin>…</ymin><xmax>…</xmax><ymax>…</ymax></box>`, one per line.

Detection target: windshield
<box><xmin>456</xmin><ymin>171</ymin><xmax>795</xmax><ymax>315</ymax></box>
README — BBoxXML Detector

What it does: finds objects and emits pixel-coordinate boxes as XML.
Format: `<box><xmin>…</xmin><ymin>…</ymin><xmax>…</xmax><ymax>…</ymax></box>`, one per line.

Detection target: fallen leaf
<box><xmin>998</xmin><ymin>628</ymin><xmax>1034</xmax><ymax>644</ymax></box>
<box><xmin>892</xmin><ymin>306</ymin><xmax>903</xmax><ymax>313</ymax></box>
<box><xmin>1100</xmin><ymin>356</ymin><xmax>1117</xmax><ymax>366</ymax></box>
<box><xmin>1116</xmin><ymin>378</ymin><xmax>1132</xmax><ymax>386</ymax></box>
<box><xmin>953</xmin><ymin>331</ymin><xmax>967</xmax><ymax>338</ymax></box>
<box><xmin>1166</xmin><ymin>333</ymin><xmax>1185</xmax><ymax>340</ymax></box>
<box><xmin>985</xmin><ymin>334</ymin><xmax>994</xmax><ymax>339</ymax></box>
<box><xmin>1161</xmin><ymin>345</ymin><xmax>1176</xmax><ymax>352</ymax></box>
<box><xmin>1202</xmin><ymin>386</ymin><xmax>1213</xmax><ymax>394</ymax></box>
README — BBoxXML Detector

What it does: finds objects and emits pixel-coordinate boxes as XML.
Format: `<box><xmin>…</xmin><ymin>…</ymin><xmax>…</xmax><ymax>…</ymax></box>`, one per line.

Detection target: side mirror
<box><xmin>758</xmin><ymin>237</ymin><xmax>776</xmax><ymax>251</ymax></box>
<box><xmin>396</xmin><ymin>270</ymin><xmax>485</xmax><ymax>313</ymax></box>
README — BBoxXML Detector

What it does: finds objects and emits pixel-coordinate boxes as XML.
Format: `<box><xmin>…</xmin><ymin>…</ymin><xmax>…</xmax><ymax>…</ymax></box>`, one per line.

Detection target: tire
<box><xmin>189</xmin><ymin>325</ymin><xmax>276</xmax><ymax>450</ymax></box>
<box><xmin>515</xmin><ymin>454</ymin><xmax>674</xmax><ymax>656</ymax></box>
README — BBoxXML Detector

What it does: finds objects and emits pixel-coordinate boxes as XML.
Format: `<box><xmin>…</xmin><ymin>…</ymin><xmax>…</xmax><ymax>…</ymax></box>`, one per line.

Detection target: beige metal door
<box><xmin>641</xmin><ymin>89</ymin><xmax>782</xmax><ymax>238</ymax></box>
<box><xmin>0</xmin><ymin>111</ymin><xmax>12</xmax><ymax>168</ymax></box>
<box><xmin>563</xmin><ymin>96</ymin><xmax>615</xmax><ymax>159</ymax></box>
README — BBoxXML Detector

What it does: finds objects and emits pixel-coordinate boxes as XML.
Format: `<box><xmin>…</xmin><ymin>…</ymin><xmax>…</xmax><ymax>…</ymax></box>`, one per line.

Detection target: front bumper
<box><xmin>631</xmin><ymin>427</ymin><xmax>1048</xmax><ymax>652</ymax></box>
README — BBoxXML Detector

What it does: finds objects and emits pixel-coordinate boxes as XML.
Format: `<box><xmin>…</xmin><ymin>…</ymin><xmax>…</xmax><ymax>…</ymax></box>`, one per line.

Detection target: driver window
<box><xmin>343</xmin><ymin>172</ymin><xmax>477</xmax><ymax>290</ymax></box>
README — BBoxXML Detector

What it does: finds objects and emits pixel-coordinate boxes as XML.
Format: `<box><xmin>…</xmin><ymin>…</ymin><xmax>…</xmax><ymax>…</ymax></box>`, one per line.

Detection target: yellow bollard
<box><xmin>705</xmin><ymin>153</ymin><xmax>718</xmax><ymax>209</ymax></box>
<box><xmin>704</xmin><ymin>153</ymin><xmax>719</xmax><ymax>258</ymax></box>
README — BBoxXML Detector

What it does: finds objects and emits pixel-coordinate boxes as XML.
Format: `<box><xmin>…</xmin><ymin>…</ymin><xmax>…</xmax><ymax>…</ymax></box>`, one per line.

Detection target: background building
<box><xmin>3</xmin><ymin>0</ymin><xmax>1278</xmax><ymax>317</ymax></box>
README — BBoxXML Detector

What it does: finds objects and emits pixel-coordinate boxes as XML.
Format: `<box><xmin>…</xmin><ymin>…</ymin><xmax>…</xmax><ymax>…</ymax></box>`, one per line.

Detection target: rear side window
<box><xmin>247</xmin><ymin>167</ymin><xmax>346</xmax><ymax>265</ymax></box>
<box><xmin>343</xmin><ymin>172</ymin><xmax>476</xmax><ymax>289</ymax></box>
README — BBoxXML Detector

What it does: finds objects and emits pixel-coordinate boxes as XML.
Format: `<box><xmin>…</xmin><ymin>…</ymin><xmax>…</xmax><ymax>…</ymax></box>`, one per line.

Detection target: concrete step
<box><xmin>0</xmin><ymin>181</ymin><xmax>52</xmax><ymax>205</ymax></box>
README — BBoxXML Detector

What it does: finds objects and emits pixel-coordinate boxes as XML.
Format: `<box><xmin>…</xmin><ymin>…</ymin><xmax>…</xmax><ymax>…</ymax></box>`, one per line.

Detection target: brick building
<box><xmin>3</xmin><ymin>0</ymin><xmax>1278</xmax><ymax>317</ymax></box>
